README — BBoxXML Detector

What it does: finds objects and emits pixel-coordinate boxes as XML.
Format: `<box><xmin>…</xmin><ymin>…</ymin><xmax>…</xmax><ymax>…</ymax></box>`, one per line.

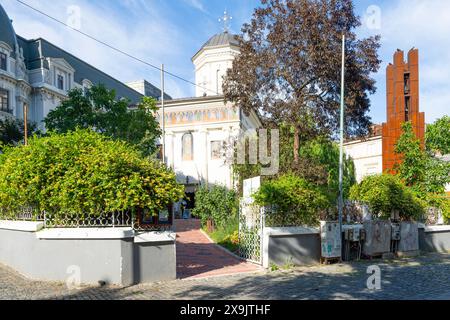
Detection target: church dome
<box><xmin>0</xmin><ymin>4</ymin><xmax>18</xmax><ymax>54</ymax></box>
<box><xmin>200</xmin><ymin>32</ymin><xmax>239</xmax><ymax>50</ymax></box>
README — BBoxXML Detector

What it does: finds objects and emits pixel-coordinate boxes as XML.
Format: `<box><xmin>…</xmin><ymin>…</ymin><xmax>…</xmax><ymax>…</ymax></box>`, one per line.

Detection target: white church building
<box><xmin>153</xmin><ymin>30</ymin><xmax>262</xmax><ymax>203</ymax></box>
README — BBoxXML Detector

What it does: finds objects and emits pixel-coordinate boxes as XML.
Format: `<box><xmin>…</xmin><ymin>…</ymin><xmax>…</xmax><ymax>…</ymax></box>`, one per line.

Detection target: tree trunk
<box><xmin>293</xmin><ymin>125</ymin><xmax>300</xmax><ymax>165</ymax></box>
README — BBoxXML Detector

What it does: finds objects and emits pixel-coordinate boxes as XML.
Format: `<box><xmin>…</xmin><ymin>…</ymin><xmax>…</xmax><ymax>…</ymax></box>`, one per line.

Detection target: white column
<box><xmin>165</xmin><ymin>132</ymin><xmax>175</xmax><ymax>169</ymax></box>
<box><xmin>198</xmin><ymin>128</ymin><xmax>209</xmax><ymax>186</ymax></box>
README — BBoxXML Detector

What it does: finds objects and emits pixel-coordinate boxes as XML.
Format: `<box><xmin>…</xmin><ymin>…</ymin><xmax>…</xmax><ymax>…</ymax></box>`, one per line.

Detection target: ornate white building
<box><xmin>0</xmin><ymin>4</ymin><xmax>161</xmax><ymax>129</ymax></box>
<box><xmin>153</xmin><ymin>30</ymin><xmax>262</xmax><ymax>205</ymax></box>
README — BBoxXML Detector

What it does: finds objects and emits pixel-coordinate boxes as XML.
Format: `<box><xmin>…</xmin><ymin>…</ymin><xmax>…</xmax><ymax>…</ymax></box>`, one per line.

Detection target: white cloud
<box><xmin>182</xmin><ymin>0</ymin><xmax>208</xmax><ymax>14</ymax></box>
<box><xmin>3</xmin><ymin>0</ymin><xmax>196</xmax><ymax>98</ymax></box>
<box><xmin>359</xmin><ymin>0</ymin><xmax>450</xmax><ymax>124</ymax></box>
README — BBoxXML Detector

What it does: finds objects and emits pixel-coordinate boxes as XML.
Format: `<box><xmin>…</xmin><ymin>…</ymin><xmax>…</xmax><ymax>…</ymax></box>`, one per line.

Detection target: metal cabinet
<box><xmin>362</xmin><ymin>221</ymin><xmax>391</xmax><ymax>257</ymax></box>
<box><xmin>320</xmin><ymin>221</ymin><xmax>342</xmax><ymax>259</ymax></box>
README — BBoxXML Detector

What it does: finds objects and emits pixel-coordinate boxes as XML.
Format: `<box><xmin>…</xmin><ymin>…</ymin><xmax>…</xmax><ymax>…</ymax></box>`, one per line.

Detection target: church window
<box><xmin>57</xmin><ymin>74</ymin><xmax>64</xmax><ymax>90</ymax></box>
<box><xmin>211</xmin><ymin>141</ymin><xmax>222</xmax><ymax>160</ymax></box>
<box><xmin>0</xmin><ymin>53</ymin><xmax>7</xmax><ymax>71</ymax></box>
<box><xmin>182</xmin><ymin>132</ymin><xmax>194</xmax><ymax>161</ymax></box>
<box><xmin>0</xmin><ymin>89</ymin><xmax>10</xmax><ymax>113</ymax></box>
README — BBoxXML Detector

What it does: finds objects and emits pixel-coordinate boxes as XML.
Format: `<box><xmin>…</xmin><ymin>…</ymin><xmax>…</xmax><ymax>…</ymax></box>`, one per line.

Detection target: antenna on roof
<box><xmin>219</xmin><ymin>10</ymin><xmax>232</xmax><ymax>33</ymax></box>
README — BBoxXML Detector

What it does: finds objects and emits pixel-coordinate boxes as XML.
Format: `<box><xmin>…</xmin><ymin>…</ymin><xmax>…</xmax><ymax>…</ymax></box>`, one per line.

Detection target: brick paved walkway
<box><xmin>2</xmin><ymin>253</ymin><xmax>450</xmax><ymax>300</ymax></box>
<box><xmin>174</xmin><ymin>219</ymin><xmax>261</xmax><ymax>279</ymax></box>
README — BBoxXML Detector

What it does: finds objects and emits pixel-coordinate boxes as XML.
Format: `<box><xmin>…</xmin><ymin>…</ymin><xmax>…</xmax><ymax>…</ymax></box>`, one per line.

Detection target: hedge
<box><xmin>349</xmin><ymin>174</ymin><xmax>425</xmax><ymax>221</ymax></box>
<box><xmin>0</xmin><ymin>129</ymin><xmax>184</xmax><ymax>216</ymax></box>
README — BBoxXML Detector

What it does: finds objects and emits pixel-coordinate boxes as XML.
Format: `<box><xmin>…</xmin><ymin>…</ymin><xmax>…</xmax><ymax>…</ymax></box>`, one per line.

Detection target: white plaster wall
<box><xmin>163</xmin><ymin>99</ymin><xmax>261</xmax><ymax>190</ymax></box>
<box><xmin>193</xmin><ymin>46</ymin><xmax>239</xmax><ymax>97</ymax></box>
<box><xmin>343</xmin><ymin>137</ymin><xmax>383</xmax><ymax>183</ymax></box>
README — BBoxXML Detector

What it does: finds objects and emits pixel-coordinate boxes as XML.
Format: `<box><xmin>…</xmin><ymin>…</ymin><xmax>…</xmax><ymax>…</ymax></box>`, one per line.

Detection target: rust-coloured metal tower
<box><xmin>382</xmin><ymin>48</ymin><xmax>425</xmax><ymax>173</ymax></box>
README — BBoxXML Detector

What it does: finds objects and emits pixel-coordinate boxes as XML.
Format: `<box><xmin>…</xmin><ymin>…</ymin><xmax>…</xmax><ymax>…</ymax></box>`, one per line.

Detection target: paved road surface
<box><xmin>1</xmin><ymin>253</ymin><xmax>450</xmax><ymax>300</ymax></box>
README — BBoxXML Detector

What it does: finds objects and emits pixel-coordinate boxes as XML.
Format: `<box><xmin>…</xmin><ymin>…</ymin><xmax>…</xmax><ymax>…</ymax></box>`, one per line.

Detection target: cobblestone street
<box><xmin>1</xmin><ymin>253</ymin><xmax>450</xmax><ymax>300</ymax></box>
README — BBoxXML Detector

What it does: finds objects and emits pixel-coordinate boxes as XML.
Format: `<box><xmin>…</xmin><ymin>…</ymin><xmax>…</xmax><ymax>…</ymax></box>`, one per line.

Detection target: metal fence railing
<box><xmin>0</xmin><ymin>206</ymin><xmax>44</xmax><ymax>222</ymax></box>
<box><xmin>0</xmin><ymin>207</ymin><xmax>173</xmax><ymax>231</ymax></box>
<box><xmin>43</xmin><ymin>211</ymin><xmax>133</xmax><ymax>228</ymax></box>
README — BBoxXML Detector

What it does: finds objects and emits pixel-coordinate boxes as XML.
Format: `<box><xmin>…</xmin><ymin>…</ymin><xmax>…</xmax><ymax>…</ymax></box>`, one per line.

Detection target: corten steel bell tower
<box><xmin>382</xmin><ymin>48</ymin><xmax>425</xmax><ymax>173</ymax></box>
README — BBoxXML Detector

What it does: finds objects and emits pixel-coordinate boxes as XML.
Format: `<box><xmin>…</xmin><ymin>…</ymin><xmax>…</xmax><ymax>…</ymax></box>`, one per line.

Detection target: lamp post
<box><xmin>338</xmin><ymin>34</ymin><xmax>346</xmax><ymax>253</ymax></box>
<box><xmin>23</xmin><ymin>103</ymin><xmax>28</xmax><ymax>146</ymax></box>
<box><xmin>161</xmin><ymin>64</ymin><xmax>166</xmax><ymax>165</ymax></box>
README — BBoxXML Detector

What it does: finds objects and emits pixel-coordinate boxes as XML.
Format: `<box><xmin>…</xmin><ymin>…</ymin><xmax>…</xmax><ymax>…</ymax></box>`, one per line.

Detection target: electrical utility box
<box><xmin>398</xmin><ymin>222</ymin><xmax>419</xmax><ymax>253</ymax></box>
<box><xmin>391</xmin><ymin>223</ymin><xmax>401</xmax><ymax>241</ymax></box>
<box><xmin>343</xmin><ymin>224</ymin><xmax>364</xmax><ymax>242</ymax></box>
<box><xmin>320</xmin><ymin>221</ymin><xmax>342</xmax><ymax>259</ymax></box>
<box><xmin>362</xmin><ymin>221</ymin><xmax>391</xmax><ymax>257</ymax></box>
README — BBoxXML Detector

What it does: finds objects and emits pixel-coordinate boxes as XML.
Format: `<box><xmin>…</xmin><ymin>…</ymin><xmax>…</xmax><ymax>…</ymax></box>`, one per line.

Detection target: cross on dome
<box><xmin>219</xmin><ymin>10</ymin><xmax>232</xmax><ymax>33</ymax></box>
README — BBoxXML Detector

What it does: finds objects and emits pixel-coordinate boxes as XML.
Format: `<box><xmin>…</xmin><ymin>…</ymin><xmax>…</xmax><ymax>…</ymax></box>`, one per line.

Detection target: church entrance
<box><xmin>174</xmin><ymin>184</ymin><xmax>198</xmax><ymax>220</ymax></box>
<box><xmin>184</xmin><ymin>192</ymin><xmax>196</xmax><ymax>210</ymax></box>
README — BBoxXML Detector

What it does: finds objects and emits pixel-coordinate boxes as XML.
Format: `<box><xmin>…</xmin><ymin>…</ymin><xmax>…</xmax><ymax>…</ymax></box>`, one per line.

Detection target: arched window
<box><xmin>182</xmin><ymin>132</ymin><xmax>194</xmax><ymax>161</ymax></box>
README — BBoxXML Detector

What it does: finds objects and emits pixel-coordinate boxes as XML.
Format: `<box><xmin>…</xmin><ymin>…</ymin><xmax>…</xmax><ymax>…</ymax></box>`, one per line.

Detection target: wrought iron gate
<box><xmin>238</xmin><ymin>200</ymin><xmax>264</xmax><ymax>265</ymax></box>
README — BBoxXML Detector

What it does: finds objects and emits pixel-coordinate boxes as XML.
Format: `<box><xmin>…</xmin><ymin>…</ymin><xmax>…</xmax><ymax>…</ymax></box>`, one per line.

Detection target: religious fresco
<box><xmin>182</xmin><ymin>132</ymin><xmax>194</xmax><ymax>161</ymax></box>
<box><xmin>159</xmin><ymin>107</ymin><xmax>239</xmax><ymax>126</ymax></box>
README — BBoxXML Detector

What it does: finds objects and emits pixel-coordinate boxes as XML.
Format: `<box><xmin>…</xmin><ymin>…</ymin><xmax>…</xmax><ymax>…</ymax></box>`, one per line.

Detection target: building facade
<box><xmin>343</xmin><ymin>126</ymin><xmax>383</xmax><ymax>183</ymax></box>
<box><xmin>0</xmin><ymin>4</ymin><xmax>160</xmax><ymax>130</ymax></box>
<box><xmin>157</xmin><ymin>31</ymin><xmax>262</xmax><ymax>205</ymax></box>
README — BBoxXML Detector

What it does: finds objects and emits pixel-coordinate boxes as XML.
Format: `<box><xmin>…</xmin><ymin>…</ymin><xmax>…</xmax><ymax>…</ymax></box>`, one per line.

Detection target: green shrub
<box><xmin>253</xmin><ymin>174</ymin><xmax>329</xmax><ymax>227</ymax></box>
<box><xmin>349</xmin><ymin>174</ymin><xmax>425</xmax><ymax>220</ymax></box>
<box><xmin>192</xmin><ymin>185</ymin><xmax>238</xmax><ymax>228</ymax></box>
<box><xmin>0</xmin><ymin>129</ymin><xmax>184</xmax><ymax>215</ymax></box>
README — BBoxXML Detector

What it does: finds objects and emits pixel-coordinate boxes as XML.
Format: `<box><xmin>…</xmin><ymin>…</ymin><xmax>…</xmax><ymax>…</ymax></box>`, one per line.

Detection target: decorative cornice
<box><xmin>158</xmin><ymin>106</ymin><xmax>239</xmax><ymax>127</ymax></box>
<box><xmin>32</xmin><ymin>85</ymin><xmax>68</xmax><ymax>101</ymax></box>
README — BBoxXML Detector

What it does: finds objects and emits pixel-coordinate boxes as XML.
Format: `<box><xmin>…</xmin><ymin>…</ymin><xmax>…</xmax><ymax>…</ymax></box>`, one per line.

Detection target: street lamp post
<box><xmin>23</xmin><ymin>103</ymin><xmax>28</xmax><ymax>146</ymax></box>
<box><xmin>338</xmin><ymin>34</ymin><xmax>346</xmax><ymax>253</ymax></box>
<box><xmin>161</xmin><ymin>64</ymin><xmax>166</xmax><ymax>165</ymax></box>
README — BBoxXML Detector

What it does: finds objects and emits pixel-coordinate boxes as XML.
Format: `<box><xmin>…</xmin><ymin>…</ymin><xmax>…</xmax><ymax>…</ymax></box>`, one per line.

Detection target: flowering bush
<box><xmin>253</xmin><ymin>174</ymin><xmax>329</xmax><ymax>227</ymax></box>
<box><xmin>349</xmin><ymin>174</ymin><xmax>425</xmax><ymax>221</ymax></box>
<box><xmin>192</xmin><ymin>185</ymin><xmax>238</xmax><ymax>228</ymax></box>
<box><xmin>0</xmin><ymin>129</ymin><xmax>184</xmax><ymax>215</ymax></box>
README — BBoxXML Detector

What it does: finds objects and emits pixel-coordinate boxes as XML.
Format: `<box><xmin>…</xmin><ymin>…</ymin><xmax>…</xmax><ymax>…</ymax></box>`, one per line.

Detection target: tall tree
<box><xmin>45</xmin><ymin>84</ymin><xmax>161</xmax><ymax>156</ymax></box>
<box><xmin>426</xmin><ymin>115</ymin><xmax>450</xmax><ymax>156</ymax></box>
<box><xmin>395</xmin><ymin>121</ymin><xmax>450</xmax><ymax>195</ymax></box>
<box><xmin>223</xmin><ymin>0</ymin><xmax>381</xmax><ymax>164</ymax></box>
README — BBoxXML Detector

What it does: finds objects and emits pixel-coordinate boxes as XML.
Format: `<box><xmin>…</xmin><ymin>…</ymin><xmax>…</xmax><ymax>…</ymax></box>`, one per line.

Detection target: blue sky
<box><xmin>2</xmin><ymin>0</ymin><xmax>449</xmax><ymax>124</ymax></box>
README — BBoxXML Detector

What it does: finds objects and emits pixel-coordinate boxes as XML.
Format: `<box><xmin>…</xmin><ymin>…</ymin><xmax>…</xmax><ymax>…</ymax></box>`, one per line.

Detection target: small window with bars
<box><xmin>0</xmin><ymin>89</ymin><xmax>10</xmax><ymax>113</ymax></box>
<box><xmin>0</xmin><ymin>53</ymin><xmax>7</xmax><ymax>71</ymax></box>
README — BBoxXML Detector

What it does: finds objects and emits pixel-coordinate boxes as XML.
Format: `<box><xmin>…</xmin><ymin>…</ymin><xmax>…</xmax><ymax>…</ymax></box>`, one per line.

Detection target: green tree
<box><xmin>44</xmin><ymin>84</ymin><xmax>161</xmax><ymax>156</ymax></box>
<box><xmin>394</xmin><ymin>121</ymin><xmax>450</xmax><ymax>218</ymax></box>
<box><xmin>426</xmin><ymin>115</ymin><xmax>450</xmax><ymax>155</ymax></box>
<box><xmin>299</xmin><ymin>137</ymin><xmax>356</xmax><ymax>202</ymax></box>
<box><xmin>0</xmin><ymin>117</ymin><xmax>39</xmax><ymax>151</ymax></box>
<box><xmin>192</xmin><ymin>185</ymin><xmax>238</xmax><ymax>228</ymax></box>
<box><xmin>232</xmin><ymin>125</ymin><xmax>356</xmax><ymax>205</ymax></box>
<box><xmin>394</xmin><ymin>122</ymin><xmax>427</xmax><ymax>187</ymax></box>
<box><xmin>395</xmin><ymin>121</ymin><xmax>450</xmax><ymax>195</ymax></box>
